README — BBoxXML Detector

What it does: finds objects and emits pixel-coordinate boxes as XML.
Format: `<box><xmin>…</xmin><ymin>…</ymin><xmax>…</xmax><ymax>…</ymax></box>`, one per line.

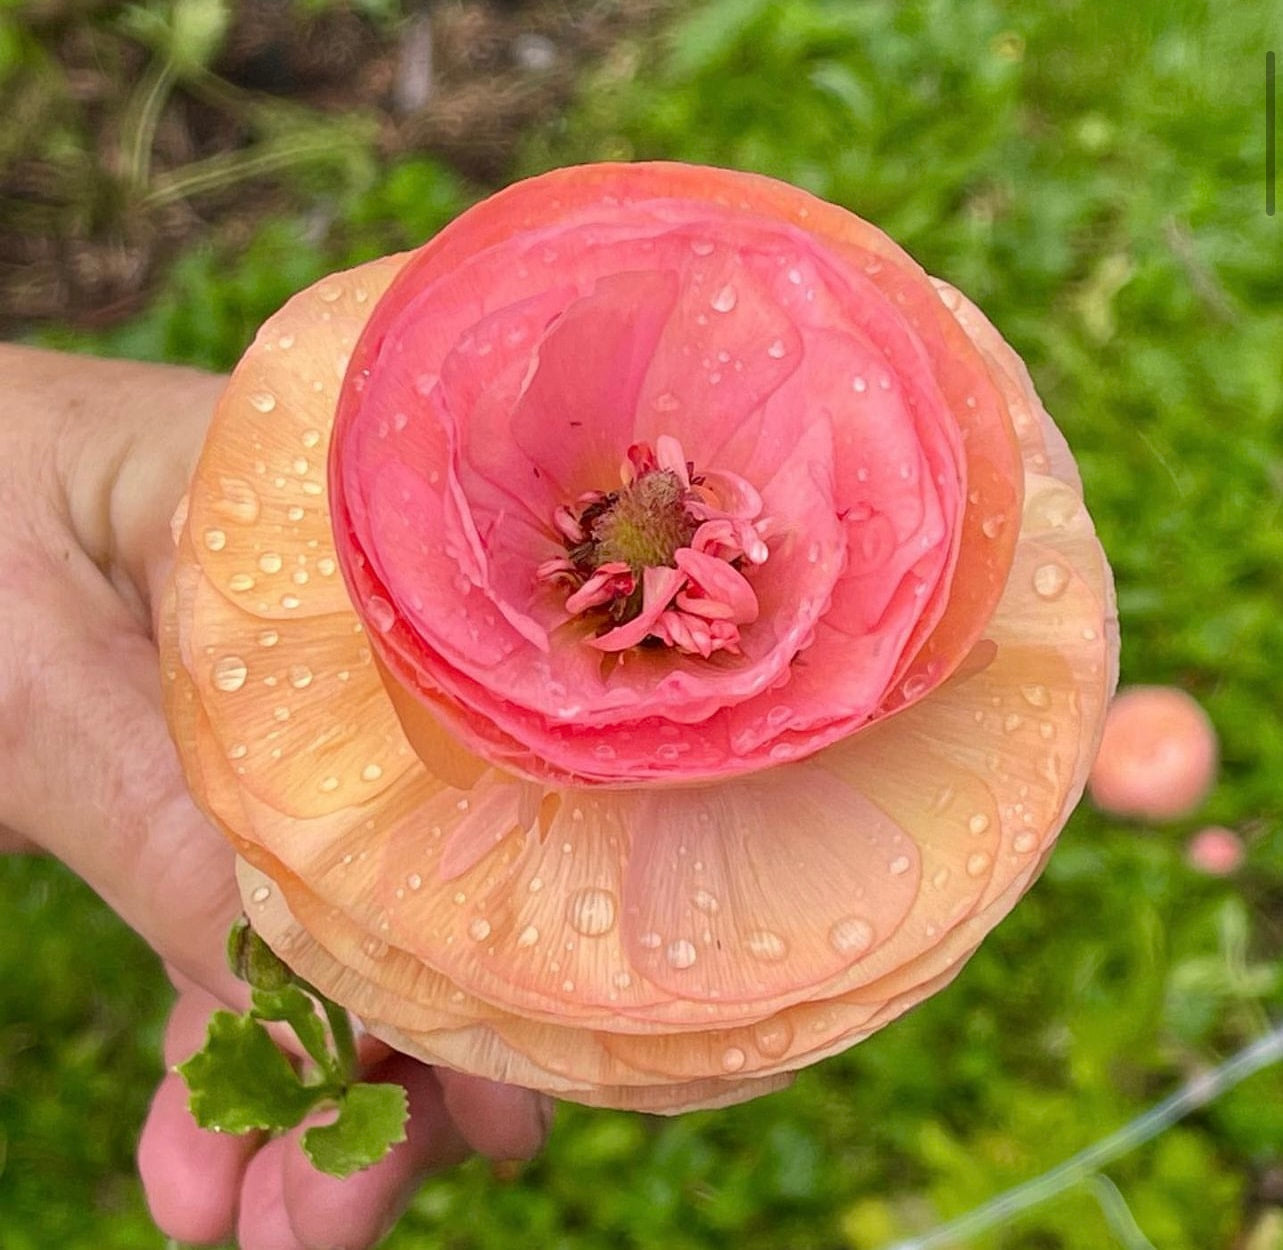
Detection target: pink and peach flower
<box><xmin>160</xmin><ymin>163</ymin><xmax>1117</xmax><ymax>1112</ymax></box>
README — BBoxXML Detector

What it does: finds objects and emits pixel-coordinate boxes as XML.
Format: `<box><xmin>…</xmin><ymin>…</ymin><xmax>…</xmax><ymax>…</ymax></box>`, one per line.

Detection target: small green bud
<box><xmin>227</xmin><ymin>915</ymin><xmax>293</xmax><ymax>991</ymax></box>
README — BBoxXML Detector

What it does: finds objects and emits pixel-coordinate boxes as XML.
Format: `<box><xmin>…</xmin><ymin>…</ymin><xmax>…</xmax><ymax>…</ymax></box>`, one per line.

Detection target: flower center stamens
<box><xmin>537</xmin><ymin>437</ymin><xmax>770</xmax><ymax>659</ymax></box>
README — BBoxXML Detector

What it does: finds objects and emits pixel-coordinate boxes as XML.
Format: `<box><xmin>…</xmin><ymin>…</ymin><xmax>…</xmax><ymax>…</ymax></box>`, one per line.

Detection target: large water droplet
<box><xmin>249</xmin><ymin>391</ymin><xmax>276</xmax><ymax>413</ymax></box>
<box><xmin>720</xmin><ymin>1046</ymin><xmax>747</xmax><ymax>1073</ymax></box>
<box><xmin>566</xmin><ymin>887</ymin><xmax>617</xmax><ymax>937</ymax></box>
<box><xmin>258</xmin><ymin>552</ymin><xmax>283</xmax><ymax>574</ymax></box>
<box><xmin>468</xmin><ymin>918</ymin><xmax>492</xmax><ymax>942</ymax></box>
<box><xmin>215</xmin><ymin>477</ymin><xmax>260</xmax><ymax>525</ymax></box>
<box><xmin>203</xmin><ymin>528</ymin><xmax>227</xmax><ymax>552</ymax></box>
<box><xmin>212</xmin><ymin>655</ymin><xmax>248</xmax><ymax>693</ymax></box>
<box><xmin>889</xmin><ymin>855</ymin><xmax>911</xmax><ymax>876</ymax></box>
<box><xmin>968</xmin><ymin>813</ymin><xmax>990</xmax><ymax>835</ymax></box>
<box><xmin>745</xmin><ymin>930</ymin><xmax>788</xmax><ymax>962</ymax></box>
<box><xmin>1033</xmin><ymin>561</ymin><xmax>1069</xmax><ymax>599</ymax></box>
<box><xmin>710</xmin><ymin>284</ymin><xmax>738</xmax><ymax>313</ymax></box>
<box><xmin>753</xmin><ymin>1018</ymin><xmax>794</xmax><ymax>1059</ymax></box>
<box><xmin>516</xmin><ymin>925</ymin><xmax>539</xmax><ymax>948</ymax></box>
<box><xmin>829</xmin><ymin>916</ymin><xmax>874</xmax><ymax>955</ymax></box>
<box><xmin>367</xmin><ymin>595</ymin><xmax>396</xmax><ymax>633</ymax></box>
<box><xmin>288</xmin><ymin>664</ymin><xmax>313</xmax><ymax>690</ymax></box>
<box><xmin>666</xmin><ymin>938</ymin><xmax>697</xmax><ymax>969</ymax></box>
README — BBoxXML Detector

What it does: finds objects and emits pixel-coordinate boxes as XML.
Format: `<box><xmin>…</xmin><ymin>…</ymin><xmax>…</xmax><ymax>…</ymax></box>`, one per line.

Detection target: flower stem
<box><xmin>323</xmin><ymin>998</ymin><xmax>360</xmax><ymax>1087</ymax></box>
<box><xmin>883</xmin><ymin>1020</ymin><xmax>1283</xmax><ymax>1250</ymax></box>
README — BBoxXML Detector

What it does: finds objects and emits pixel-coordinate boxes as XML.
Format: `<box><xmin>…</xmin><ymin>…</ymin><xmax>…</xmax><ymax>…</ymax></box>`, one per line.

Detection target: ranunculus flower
<box><xmin>161</xmin><ymin>163</ymin><xmax>1117</xmax><ymax>1112</ymax></box>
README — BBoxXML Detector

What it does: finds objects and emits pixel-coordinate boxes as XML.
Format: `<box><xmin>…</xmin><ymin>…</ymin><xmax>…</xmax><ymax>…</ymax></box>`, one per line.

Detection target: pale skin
<box><xmin>0</xmin><ymin>344</ymin><xmax>551</xmax><ymax>1249</ymax></box>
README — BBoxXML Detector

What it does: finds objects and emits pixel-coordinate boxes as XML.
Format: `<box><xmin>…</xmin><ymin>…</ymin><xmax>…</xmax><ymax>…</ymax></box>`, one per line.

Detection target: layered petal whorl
<box><xmin>161</xmin><ymin>163</ymin><xmax>1116</xmax><ymax>1112</ymax></box>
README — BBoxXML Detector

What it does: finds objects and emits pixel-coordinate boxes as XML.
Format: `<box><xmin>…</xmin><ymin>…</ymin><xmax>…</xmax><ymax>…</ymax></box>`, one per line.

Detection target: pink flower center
<box><xmin>536</xmin><ymin>435</ymin><xmax>770</xmax><ymax>659</ymax></box>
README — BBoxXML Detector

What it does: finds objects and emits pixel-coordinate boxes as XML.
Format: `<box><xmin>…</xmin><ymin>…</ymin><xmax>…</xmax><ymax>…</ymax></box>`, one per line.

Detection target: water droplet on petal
<box><xmin>690</xmin><ymin>239</ymin><xmax>715</xmax><ymax>256</ymax></box>
<box><xmin>981</xmin><ymin>515</ymin><xmax>1005</xmax><ymax>539</ymax></box>
<box><xmin>1014</xmin><ymin>833</ymin><xmax>1038</xmax><ymax>853</ymax></box>
<box><xmin>1033</xmin><ymin>562</ymin><xmax>1069</xmax><ymax>599</ymax></box>
<box><xmin>666</xmin><ymin>938</ymin><xmax>697</xmax><ymax>969</ymax></box>
<box><xmin>301</xmin><ymin>428</ymin><xmax>321</xmax><ymax>448</ymax></box>
<box><xmin>249</xmin><ymin>391</ymin><xmax>276</xmax><ymax>413</ymax></box>
<box><xmin>212</xmin><ymin>655</ymin><xmax>248</xmax><ymax>692</ymax></box>
<box><xmin>968</xmin><ymin>813</ymin><xmax>990</xmax><ymax>835</ymax></box>
<box><xmin>966</xmin><ymin>852</ymin><xmax>992</xmax><ymax>877</ymax></box>
<box><xmin>361</xmin><ymin>763</ymin><xmax>383</xmax><ymax>782</ymax></box>
<box><xmin>258</xmin><ymin>552</ymin><xmax>283</xmax><ymax>574</ymax></box>
<box><xmin>203</xmin><ymin>528</ymin><xmax>227</xmax><ymax>551</ymax></box>
<box><xmin>888</xmin><ymin>855</ymin><xmax>911</xmax><ymax>876</ymax></box>
<box><xmin>367</xmin><ymin>595</ymin><xmax>396</xmax><ymax>633</ymax></box>
<box><xmin>1021</xmin><ymin>683</ymin><xmax>1052</xmax><ymax>708</ymax></box>
<box><xmin>745</xmin><ymin>930</ymin><xmax>788</xmax><ymax>962</ymax></box>
<box><xmin>516</xmin><ymin>925</ymin><xmax>539</xmax><ymax>948</ymax></box>
<box><xmin>767</xmin><ymin>339</ymin><xmax>787</xmax><ymax>359</ymax></box>
<box><xmin>638</xmin><ymin>931</ymin><xmax>661</xmax><ymax>949</ymax></box>
<box><xmin>250</xmin><ymin>885</ymin><xmax>271</xmax><ymax>903</ymax></box>
<box><xmin>721</xmin><ymin>1046</ymin><xmax>747</xmax><ymax>1072</ymax></box>
<box><xmin>692</xmin><ymin>889</ymin><xmax>720</xmax><ymax>915</ymax></box>
<box><xmin>829</xmin><ymin>916</ymin><xmax>874</xmax><ymax>955</ymax></box>
<box><xmin>319</xmin><ymin>776</ymin><xmax>340</xmax><ymax>793</ymax></box>
<box><xmin>753</xmin><ymin>1018</ymin><xmax>794</xmax><ymax>1059</ymax></box>
<box><xmin>468</xmin><ymin>918</ymin><xmax>492</xmax><ymax>942</ymax></box>
<box><xmin>567</xmin><ymin>888</ymin><xmax>617</xmax><ymax>937</ymax></box>
<box><xmin>288</xmin><ymin>664</ymin><xmax>313</xmax><ymax>690</ymax></box>
<box><xmin>215</xmin><ymin>478</ymin><xmax>261</xmax><ymax>525</ymax></box>
<box><xmin>852</xmin><ymin>375</ymin><xmax>868</xmax><ymax>393</ymax></box>
<box><xmin>711</xmin><ymin>284</ymin><xmax>738</xmax><ymax>313</ymax></box>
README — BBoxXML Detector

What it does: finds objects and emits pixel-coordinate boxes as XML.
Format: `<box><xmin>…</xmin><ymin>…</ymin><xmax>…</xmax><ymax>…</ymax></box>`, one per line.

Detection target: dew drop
<box><xmin>215</xmin><ymin>477</ymin><xmax>260</xmax><ymax>525</ymax></box>
<box><xmin>889</xmin><ymin>855</ymin><xmax>911</xmax><ymax>876</ymax></box>
<box><xmin>968</xmin><ymin>813</ymin><xmax>991</xmax><ymax>835</ymax></box>
<box><xmin>1014</xmin><ymin>832</ymin><xmax>1038</xmax><ymax>854</ymax></box>
<box><xmin>517</xmin><ymin>925</ymin><xmax>540</xmax><ymax>948</ymax></box>
<box><xmin>1021</xmin><ymin>683</ymin><xmax>1052</xmax><ymax>709</ymax></box>
<box><xmin>692</xmin><ymin>889</ymin><xmax>720</xmax><ymax>915</ymax></box>
<box><xmin>1003</xmin><ymin>713</ymin><xmax>1023</xmax><ymax>733</ymax></box>
<box><xmin>666</xmin><ymin>938</ymin><xmax>697</xmax><ymax>969</ymax></box>
<box><xmin>1033</xmin><ymin>562</ymin><xmax>1069</xmax><ymax>599</ymax></box>
<box><xmin>316</xmin><ymin>556</ymin><xmax>337</xmax><ymax>576</ymax></box>
<box><xmin>281</xmin><ymin>594</ymin><xmax>301</xmax><ymax>609</ymax></box>
<box><xmin>966</xmin><ymin>852</ymin><xmax>992</xmax><ymax>878</ymax></box>
<box><xmin>721</xmin><ymin>1046</ymin><xmax>747</xmax><ymax>1073</ymax></box>
<box><xmin>367</xmin><ymin>595</ymin><xmax>397</xmax><ymax>633</ymax></box>
<box><xmin>745</xmin><ymin>930</ymin><xmax>788</xmax><ymax>962</ymax></box>
<box><xmin>319</xmin><ymin>776</ymin><xmax>340</xmax><ymax>793</ymax></box>
<box><xmin>981</xmin><ymin>515</ymin><xmax>1005</xmax><ymax>539</ymax></box>
<box><xmin>767</xmin><ymin>339</ymin><xmax>787</xmax><ymax>359</ymax></box>
<box><xmin>638</xmin><ymin>931</ymin><xmax>661</xmax><ymax>950</ymax></box>
<box><xmin>258</xmin><ymin>552</ymin><xmax>283</xmax><ymax>574</ymax></box>
<box><xmin>249</xmin><ymin>391</ymin><xmax>277</xmax><ymax>413</ymax></box>
<box><xmin>690</xmin><ymin>238</ymin><xmax>715</xmax><ymax>256</ymax></box>
<box><xmin>361</xmin><ymin>763</ymin><xmax>384</xmax><ymax>782</ymax></box>
<box><xmin>566</xmin><ymin>887</ymin><xmax>617</xmax><ymax>937</ymax></box>
<box><xmin>852</xmin><ymin>375</ymin><xmax>868</xmax><ymax>393</ymax></box>
<box><xmin>407</xmin><ymin>872</ymin><xmax>422</xmax><ymax>890</ymax></box>
<box><xmin>212</xmin><ymin>655</ymin><xmax>248</xmax><ymax>692</ymax></box>
<box><xmin>468</xmin><ymin>918</ymin><xmax>492</xmax><ymax>942</ymax></box>
<box><xmin>710</xmin><ymin>284</ymin><xmax>738</xmax><ymax>313</ymax></box>
<box><xmin>612</xmin><ymin>970</ymin><xmax>633</xmax><ymax>990</ymax></box>
<box><xmin>829</xmin><ymin>916</ymin><xmax>874</xmax><ymax>955</ymax></box>
<box><xmin>203</xmin><ymin>528</ymin><xmax>227</xmax><ymax>552</ymax></box>
<box><xmin>317</xmin><ymin>282</ymin><xmax>342</xmax><ymax>302</ymax></box>
<box><xmin>287</xmin><ymin>664</ymin><xmax>313</xmax><ymax>690</ymax></box>
<box><xmin>301</xmin><ymin>428</ymin><xmax>321</xmax><ymax>448</ymax></box>
<box><xmin>228</xmin><ymin>743</ymin><xmax>248</xmax><ymax>760</ymax></box>
<box><xmin>287</xmin><ymin>505</ymin><xmax>305</xmax><ymax>522</ymax></box>
<box><xmin>250</xmin><ymin>885</ymin><xmax>271</xmax><ymax>904</ymax></box>
<box><xmin>753</xmin><ymin>1018</ymin><xmax>794</xmax><ymax>1059</ymax></box>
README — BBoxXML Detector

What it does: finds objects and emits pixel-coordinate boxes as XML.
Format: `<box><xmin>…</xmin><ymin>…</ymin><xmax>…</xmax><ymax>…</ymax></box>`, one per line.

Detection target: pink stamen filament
<box><xmin>536</xmin><ymin>438</ymin><xmax>769</xmax><ymax>658</ymax></box>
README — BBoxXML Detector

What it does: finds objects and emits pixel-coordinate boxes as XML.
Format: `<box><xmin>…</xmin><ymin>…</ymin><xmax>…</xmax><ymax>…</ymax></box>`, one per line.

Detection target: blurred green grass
<box><xmin>5</xmin><ymin>1</ymin><xmax>1283</xmax><ymax>1247</ymax></box>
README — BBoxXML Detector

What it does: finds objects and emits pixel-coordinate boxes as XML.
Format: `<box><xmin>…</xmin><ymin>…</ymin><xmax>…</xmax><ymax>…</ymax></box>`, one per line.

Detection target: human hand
<box><xmin>0</xmin><ymin>344</ymin><xmax>552</xmax><ymax>1247</ymax></box>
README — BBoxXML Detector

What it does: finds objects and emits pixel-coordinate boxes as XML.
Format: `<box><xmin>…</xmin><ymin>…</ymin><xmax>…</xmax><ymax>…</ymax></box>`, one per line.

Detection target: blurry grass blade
<box><xmin>119</xmin><ymin>59</ymin><xmax>177</xmax><ymax>191</ymax></box>
<box><xmin>117</xmin><ymin>0</ymin><xmax>230</xmax><ymax>74</ymax></box>
<box><xmin>1088</xmin><ymin>1176</ymin><xmax>1159</xmax><ymax>1250</ymax></box>
<box><xmin>141</xmin><ymin>117</ymin><xmax>378</xmax><ymax>209</ymax></box>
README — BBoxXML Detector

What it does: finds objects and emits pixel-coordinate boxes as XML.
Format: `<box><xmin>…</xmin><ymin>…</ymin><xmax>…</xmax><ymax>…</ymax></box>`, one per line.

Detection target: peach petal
<box><xmin>188</xmin><ymin>255</ymin><xmax>407</xmax><ymax>619</ymax></box>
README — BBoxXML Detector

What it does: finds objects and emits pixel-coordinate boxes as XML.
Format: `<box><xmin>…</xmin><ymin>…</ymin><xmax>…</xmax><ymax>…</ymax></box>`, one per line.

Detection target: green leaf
<box><xmin>301</xmin><ymin>1083</ymin><xmax>409</xmax><ymax>1178</ymax></box>
<box><xmin>178</xmin><ymin>1010</ymin><xmax>321</xmax><ymax>1133</ymax></box>
<box><xmin>250</xmin><ymin>984</ymin><xmax>333</xmax><ymax>1076</ymax></box>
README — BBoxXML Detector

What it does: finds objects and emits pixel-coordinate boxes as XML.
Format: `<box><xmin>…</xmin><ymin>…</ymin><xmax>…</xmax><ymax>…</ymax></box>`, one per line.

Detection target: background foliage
<box><xmin>2</xmin><ymin>1</ymin><xmax>1282</xmax><ymax>1247</ymax></box>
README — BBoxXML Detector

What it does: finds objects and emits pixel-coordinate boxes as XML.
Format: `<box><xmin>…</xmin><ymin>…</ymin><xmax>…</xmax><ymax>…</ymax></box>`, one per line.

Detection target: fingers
<box><xmin>435</xmin><ymin>1069</ymin><xmax>554</xmax><ymax>1162</ymax></box>
<box><xmin>276</xmin><ymin>1056</ymin><xmax>471</xmax><ymax>1250</ymax></box>
<box><xmin>139</xmin><ymin>987</ymin><xmax>261</xmax><ymax>1245</ymax></box>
